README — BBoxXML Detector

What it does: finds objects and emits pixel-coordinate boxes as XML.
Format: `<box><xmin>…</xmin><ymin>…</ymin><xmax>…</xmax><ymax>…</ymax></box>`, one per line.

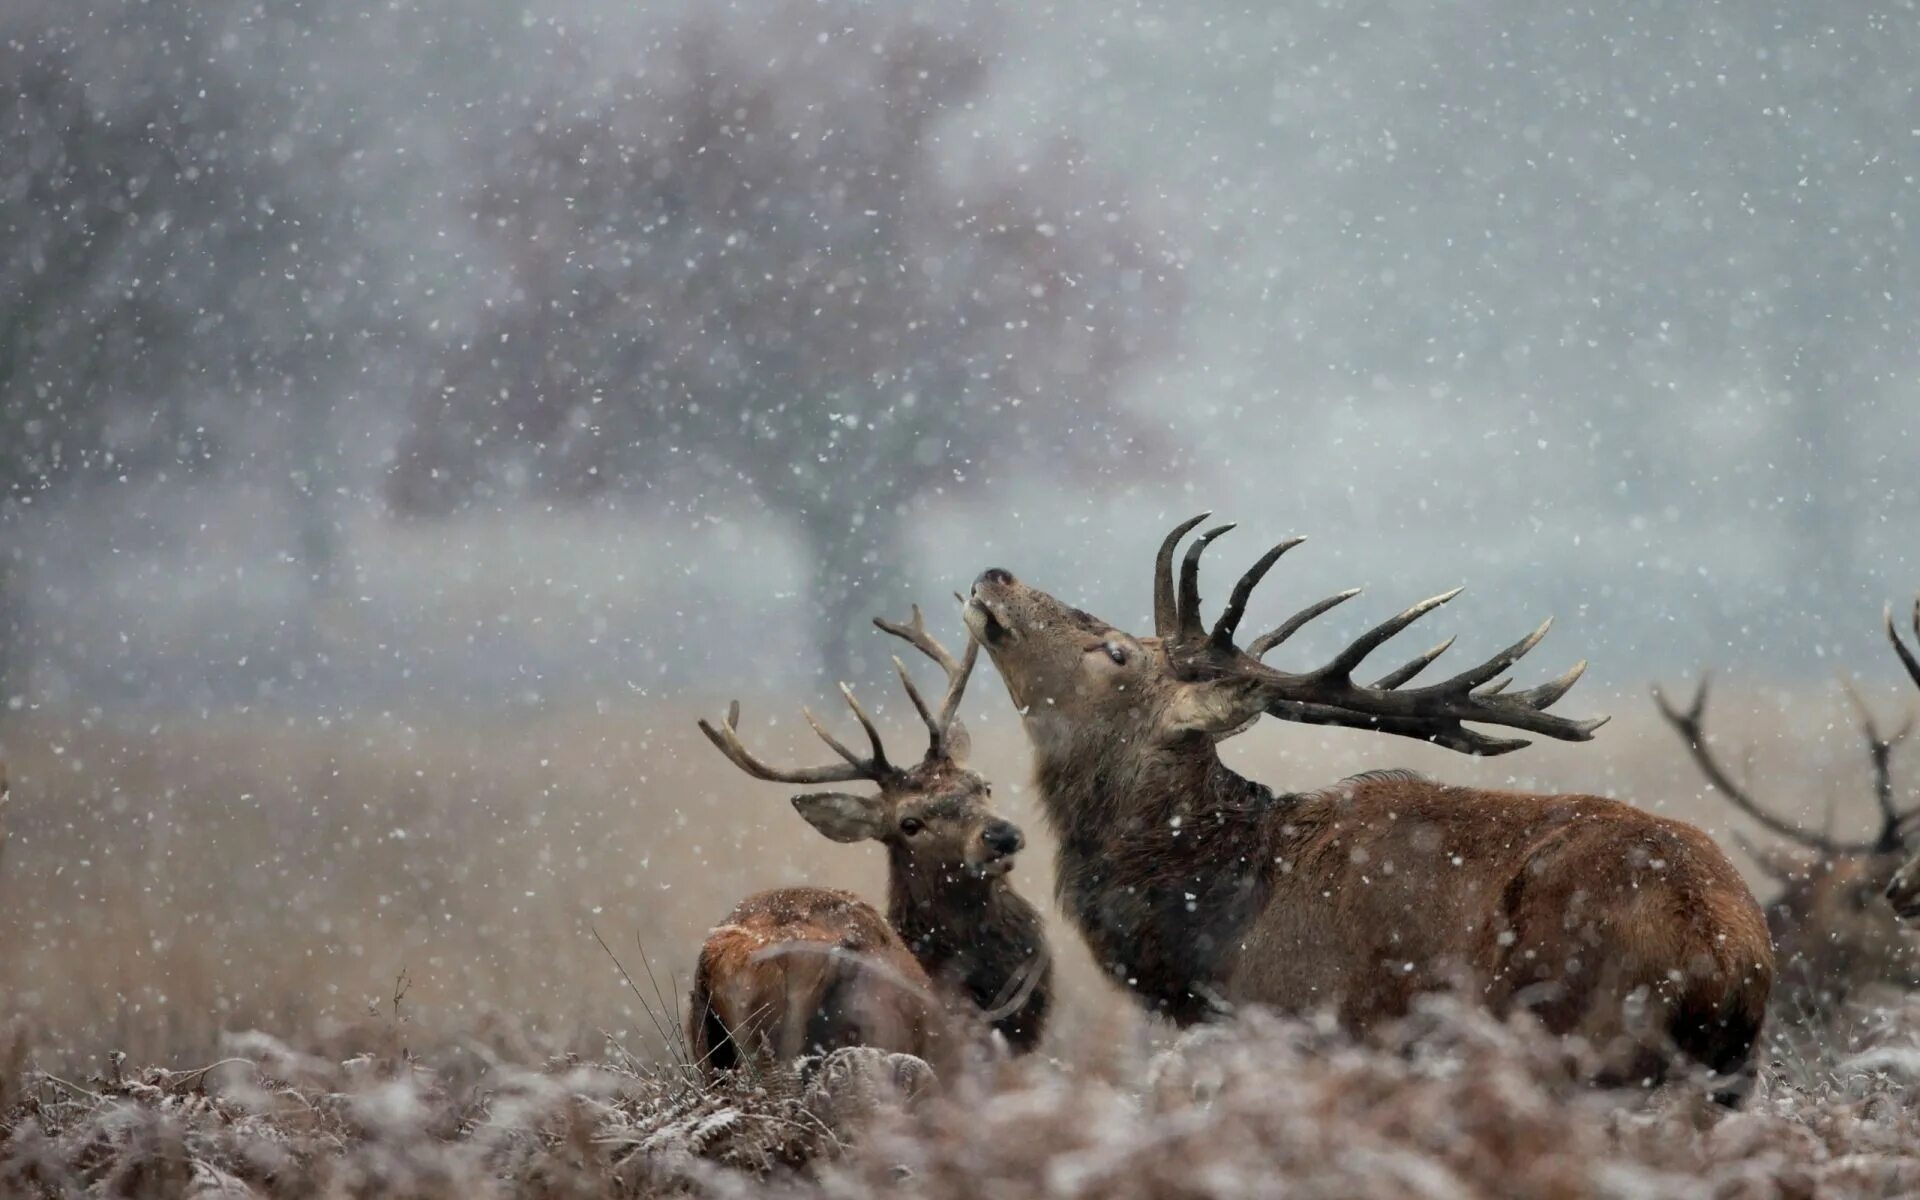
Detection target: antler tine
<box><xmin>875</xmin><ymin>607</ymin><xmax>979</xmax><ymax>759</ymax></box>
<box><xmin>1248</xmin><ymin>588</ymin><xmax>1363</xmax><ymax>658</ymax></box>
<box><xmin>1650</xmin><ymin>676</ymin><xmax>1881</xmax><ymax>855</ymax></box>
<box><xmin>1154</xmin><ymin>514</ymin><xmax>1212</xmax><ymax>637</ymax></box>
<box><xmin>1890</xmin><ymin>597</ymin><xmax>1920</xmax><ymax>692</ymax></box>
<box><xmin>891</xmin><ymin>656</ymin><xmax>939</xmax><ymax>738</ymax></box>
<box><xmin>1651</xmin><ymin>672</ymin><xmax>1710</xmax><ymax>728</ymax></box>
<box><xmin>1857</xmin><ymin>618</ymin><xmax>1920</xmax><ymax>850</ymax></box>
<box><xmin>1212</xmin><ymin>537</ymin><xmax>1306</xmax><ymax>647</ymax></box>
<box><xmin>801</xmin><ymin>706</ymin><xmax>856</xmax><ymax>764</ymax></box>
<box><xmin>1177</xmin><ymin>524</ymin><xmax>1237</xmax><ymax>637</ymax></box>
<box><xmin>1839</xmin><ymin>679</ymin><xmax>1904</xmax><ymax>847</ymax></box>
<box><xmin>1503</xmin><ymin>659</ymin><xmax>1589</xmax><ymax>710</ymax></box>
<box><xmin>697</xmin><ymin>701</ymin><xmax>881</xmax><ymax>786</ymax></box>
<box><xmin>1372</xmin><ymin>636</ymin><xmax>1457</xmax><ymax>690</ymax></box>
<box><xmin>835</xmin><ymin>683</ymin><xmax>892</xmax><ymax>776</ymax></box>
<box><xmin>934</xmin><ymin>637</ymin><xmax>979</xmax><ymax>748</ymax></box>
<box><xmin>1314</xmin><ymin>589</ymin><xmax>1463</xmax><ymax>682</ymax></box>
<box><xmin>1432</xmin><ymin>617</ymin><xmax>1554</xmax><ymax>693</ymax></box>
<box><xmin>874</xmin><ymin>605</ymin><xmax>959</xmax><ymax>676</ymax></box>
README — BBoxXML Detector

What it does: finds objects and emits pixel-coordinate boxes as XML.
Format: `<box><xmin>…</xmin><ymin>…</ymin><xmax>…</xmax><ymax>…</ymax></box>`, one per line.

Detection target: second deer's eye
<box><xmin>899</xmin><ymin>817</ymin><xmax>925</xmax><ymax>836</ymax></box>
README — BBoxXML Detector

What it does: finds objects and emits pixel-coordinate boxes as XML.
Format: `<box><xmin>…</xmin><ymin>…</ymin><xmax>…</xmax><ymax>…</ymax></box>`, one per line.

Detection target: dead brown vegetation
<box><xmin>9</xmin><ymin>996</ymin><xmax>1920</xmax><ymax>1198</ymax></box>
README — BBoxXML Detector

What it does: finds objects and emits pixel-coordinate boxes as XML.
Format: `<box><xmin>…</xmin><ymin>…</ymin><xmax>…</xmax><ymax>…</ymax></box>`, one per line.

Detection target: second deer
<box><xmin>1657</xmin><ymin>594</ymin><xmax>1920</xmax><ymax>1017</ymax></box>
<box><xmin>687</xmin><ymin>609</ymin><xmax>1050</xmax><ymax>1075</ymax></box>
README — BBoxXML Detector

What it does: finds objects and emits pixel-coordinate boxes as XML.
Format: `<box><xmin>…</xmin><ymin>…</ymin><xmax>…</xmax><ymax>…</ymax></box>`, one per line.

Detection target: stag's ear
<box><xmin>1164</xmin><ymin>680</ymin><xmax>1266</xmax><ymax>741</ymax></box>
<box><xmin>792</xmin><ymin>792</ymin><xmax>887</xmax><ymax>843</ymax></box>
<box><xmin>943</xmin><ymin>718</ymin><xmax>973</xmax><ymax>764</ymax></box>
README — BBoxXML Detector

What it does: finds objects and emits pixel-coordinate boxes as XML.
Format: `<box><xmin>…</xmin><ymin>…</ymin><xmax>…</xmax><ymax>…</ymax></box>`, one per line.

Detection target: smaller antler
<box><xmin>699</xmin><ymin>693</ymin><xmax>898</xmax><ymax>787</ymax></box>
<box><xmin>1839</xmin><ymin>677</ymin><xmax>1916</xmax><ymax>845</ymax></box>
<box><xmin>1653</xmin><ymin>675</ymin><xmax>1891</xmax><ymax>856</ymax></box>
<box><xmin>874</xmin><ymin>605</ymin><xmax>978</xmax><ymax>762</ymax></box>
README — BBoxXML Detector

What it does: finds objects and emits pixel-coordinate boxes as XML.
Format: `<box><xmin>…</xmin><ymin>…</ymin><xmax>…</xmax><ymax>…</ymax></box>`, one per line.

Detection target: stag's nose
<box><xmin>977</xmin><ymin>567</ymin><xmax>1015</xmax><ymax>588</ymax></box>
<box><xmin>982</xmin><ymin>819</ymin><xmax>1024</xmax><ymax>856</ymax></box>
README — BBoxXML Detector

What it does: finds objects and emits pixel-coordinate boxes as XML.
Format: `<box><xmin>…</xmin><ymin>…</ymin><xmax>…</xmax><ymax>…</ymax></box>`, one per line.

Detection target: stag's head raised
<box><xmin>700</xmin><ymin>607</ymin><xmax>1023</xmax><ymax>883</ymax></box>
<box><xmin>966</xmin><ymin>514</ymin><xmax>1606</xmax><ymax>757</ymax></box>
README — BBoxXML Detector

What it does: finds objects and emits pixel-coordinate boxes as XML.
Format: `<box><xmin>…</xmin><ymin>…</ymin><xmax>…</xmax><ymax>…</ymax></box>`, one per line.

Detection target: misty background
<box><xmin>4</xmin><ymin>0</ymin><xmax>1918</xmax><ymax>717</ymax></box>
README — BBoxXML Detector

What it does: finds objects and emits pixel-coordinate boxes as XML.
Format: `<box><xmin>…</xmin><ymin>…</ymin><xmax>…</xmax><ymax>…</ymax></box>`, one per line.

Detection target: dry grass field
<box><xmin>5</xmin><ymin>687</ymin><xmax>1920</xmax><ymax>1196</ymax></box>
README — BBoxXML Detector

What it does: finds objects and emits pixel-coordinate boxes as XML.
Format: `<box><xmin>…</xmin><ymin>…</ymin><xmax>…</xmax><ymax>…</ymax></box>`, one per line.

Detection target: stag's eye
<box><xmin>1104</xmin><ymin>642</ymin><xmax>1129</xmax><ymax>666</ymax></box>
<box><xmin>899</xmin><ymin>817</ymin><xmax>925</xmax><ymax>836</ymax></box>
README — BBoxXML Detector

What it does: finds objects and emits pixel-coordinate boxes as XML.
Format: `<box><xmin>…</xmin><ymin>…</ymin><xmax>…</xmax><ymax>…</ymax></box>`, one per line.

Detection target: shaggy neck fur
<box><xmin>885</xmin><ymin>851</ymin><xmax>1052</xmax><ymax>1054</ymax></box>
<box><xmin>1028</xmin><ymin>712</ymin><xmax>1287</xmax><ymax>845</ymax></box>
<box><xmin>1027</xmin><ymin>712</ymin><xmax>1293</xmax><ymax>1024</ymax></box>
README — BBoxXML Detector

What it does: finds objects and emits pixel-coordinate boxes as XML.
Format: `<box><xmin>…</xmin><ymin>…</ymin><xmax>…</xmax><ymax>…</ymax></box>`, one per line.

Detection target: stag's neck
<box><xmin>885</xmin><ymin>868</ymin><xmax>1051</xmax><ymax>1051</ymax></box>
<box><xmin>1030</xmin><ymin>722</ymin><xmax>1285</xmax><ymax>851</ymax></box>
<box><xmin>886</xmin><ymin>866</ymin><xmax>1028</xmax><ymax>965</ymax></box>
<box><xmin>1026</xmin><ymin>724</ymin><xmax>1292</xmax><ymax>1024</ymax></box>
<box><xmin>888</xmin><ymin>861</ymin><xmax>993</xmax><ymax>936</ymax></box>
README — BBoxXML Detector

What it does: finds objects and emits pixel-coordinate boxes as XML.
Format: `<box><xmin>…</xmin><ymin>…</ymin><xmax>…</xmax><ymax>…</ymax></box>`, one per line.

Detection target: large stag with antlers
<box><xmin>964</xmin><ymin>514</ymin><xmax>1773</xmax><ymax>1098</ymax></box>
<box><xmin>688</xmin><ymin>611</ymin><xmax>1050</xmax><ymax>1074</ymax></box>
<box><xmin>1657</xmin><ymin>595</ymin><xmax>1920</xmax><ymax>1017</ymax></box>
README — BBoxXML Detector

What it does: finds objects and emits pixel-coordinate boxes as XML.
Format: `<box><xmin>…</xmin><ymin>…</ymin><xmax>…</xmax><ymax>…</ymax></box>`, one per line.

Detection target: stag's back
<box><xmin>1232</xmin><ymin>775</ymin><xmax>1773</xmax><ymax>1082</ymax></box>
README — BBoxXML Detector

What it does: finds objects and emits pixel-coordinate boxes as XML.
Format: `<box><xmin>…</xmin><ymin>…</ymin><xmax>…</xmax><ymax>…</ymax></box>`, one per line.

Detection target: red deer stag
<box><xmin>688</xmin><ymin>610</ymin><xmax>1050</xmax><ymax>1074</ymax></box>
<box><xmin>964</xmin><ymin>514</ymin><xmax>1773</xmax><ymax>1098</ymax></box>
<box><xmin>1658</xmin><ymin>595</ymin><xmax>1920</xmax><ymax>1017</ymax></box>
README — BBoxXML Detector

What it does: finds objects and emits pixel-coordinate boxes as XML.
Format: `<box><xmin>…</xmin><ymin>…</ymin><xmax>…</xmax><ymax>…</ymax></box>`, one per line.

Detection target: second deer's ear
<box><xmin>1165</xmin><ymin>680</ymin><xmax>1266</xmax><ymax>741</ymax></box>
<box><xmin>792</xmin><ymin>792</ymin><xmax>888</xmax><ymax>843</ymax></box>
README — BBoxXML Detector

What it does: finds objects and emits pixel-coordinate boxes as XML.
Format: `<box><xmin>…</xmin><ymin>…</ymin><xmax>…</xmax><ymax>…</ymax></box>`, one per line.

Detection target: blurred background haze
<box><xmin>2</xmin><ymin>0</ymin><xmax>1918</xmax><ymax>1064</ymax></box>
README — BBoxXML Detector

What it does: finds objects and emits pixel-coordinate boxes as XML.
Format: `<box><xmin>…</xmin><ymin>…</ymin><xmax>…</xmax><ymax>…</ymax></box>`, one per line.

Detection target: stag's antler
<box><xmin>1890</xmin><ymin>595</ymin><xmax>1920</xmax><ymax>693</ymax></box>
<box><xmin>873</xmin><ymin>605</ymin><xmax>977</xmax><ymax>762</ymax></box>
<box><xmin>1653</xmin><ymin>670</ymin><xmax>1919</xmax><ymax>856</ymax></box>
<box><xmin>1841</xmin><ymin>677</ymin><xmax>1916</xmax><ymax>845</ymax></box>
<box><xmin>1153</xmin><ymin>515</ymin><xmax>1606</xmax><ymax>755</ymax></box>
<box><xmin>700</xmin><ymin>606</ymin><xmax>982</xmax><ymax>785</ymax></box>
<box><xmin>699</xmin><ymin>687</ymin><xmax>899</xmax><ymax>787</ymax></box>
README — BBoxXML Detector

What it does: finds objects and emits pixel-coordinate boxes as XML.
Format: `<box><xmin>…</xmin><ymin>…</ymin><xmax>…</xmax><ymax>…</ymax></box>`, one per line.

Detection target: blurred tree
<box><xmin>0</xmin><ymin>1</ymin><xmax>366</xmax><ymax>696</ymax></box>
<box><xmin>389</xmin><ymin>2</ymin><xmax>1185</xmax><ymax>678</ymax></box>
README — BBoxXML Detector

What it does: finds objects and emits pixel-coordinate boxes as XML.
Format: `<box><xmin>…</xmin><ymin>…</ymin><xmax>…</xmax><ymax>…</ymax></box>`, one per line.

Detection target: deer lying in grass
<box><xmin>964</xmin><ymin>514</ymin><xmax>1773</xmax><ymax>1099</ymax></box>
<box><xmin>1658</xmin><ymin>594</ymin><xmax>1920</xmax><ymax>1017</ymax></box>
<box><xmin>688</xmin><ymin>610</ymin><xmax>1050</xmax><ymax>1075</ymax></box>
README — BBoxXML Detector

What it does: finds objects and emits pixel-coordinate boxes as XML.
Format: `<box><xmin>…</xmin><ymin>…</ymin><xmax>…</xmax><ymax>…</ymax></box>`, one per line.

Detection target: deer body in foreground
<box><xmin>1658</xmin><ymin>596</ymin><xmax>1920</xmax><ymax>1016</ymax></box>
<box><xmin>689</xmin><ymin>611</ymin><xmax>1050</xmax><ymax>1074</ymax></box>
<box><xmin>964</xmin><ymin>516</ymin><xmax>1773</xmax><ymax>1096</ymax></box>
